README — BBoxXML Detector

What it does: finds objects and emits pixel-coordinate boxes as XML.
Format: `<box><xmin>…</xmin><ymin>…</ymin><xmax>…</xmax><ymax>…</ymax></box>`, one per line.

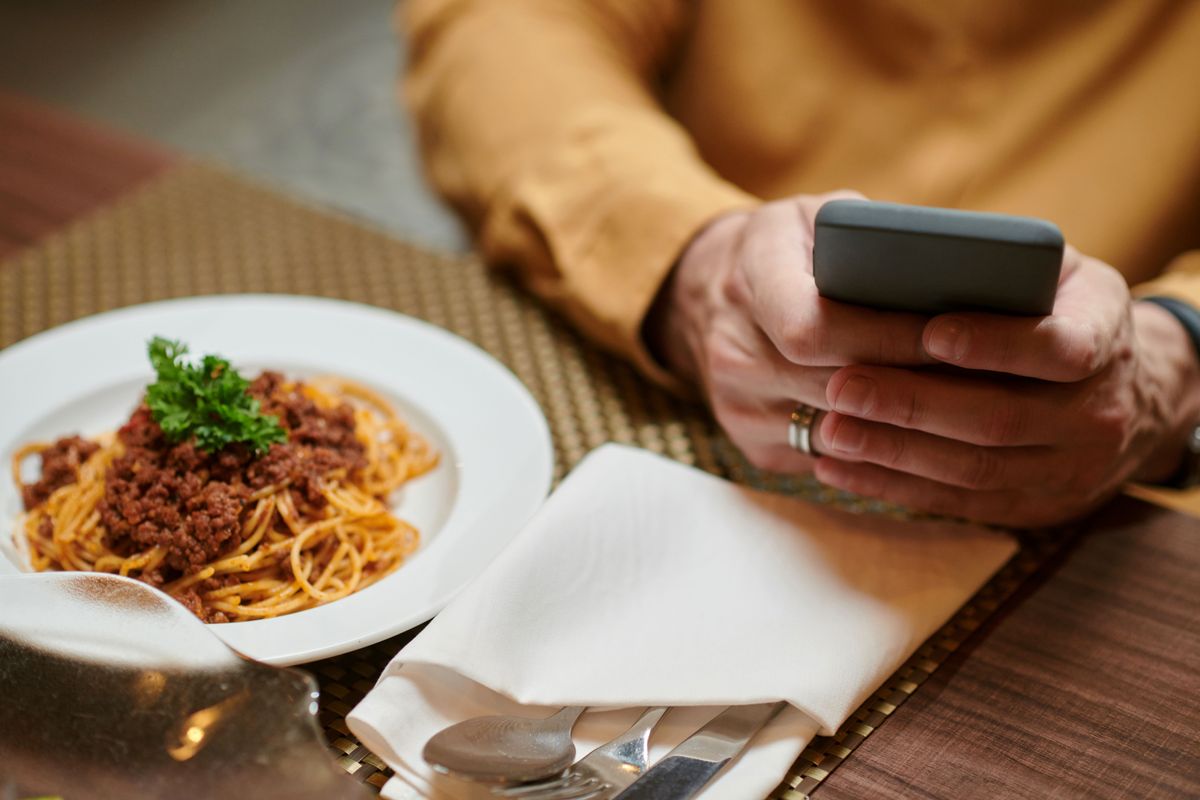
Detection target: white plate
<box><xmin>0</xmin><ymin>295</ymin><xmax>554</xmax><ymax>665</ymax></box>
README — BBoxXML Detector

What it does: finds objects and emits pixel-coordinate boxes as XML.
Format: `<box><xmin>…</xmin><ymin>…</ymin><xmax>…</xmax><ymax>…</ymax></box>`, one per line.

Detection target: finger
<box><xmin>704</xmin><ymin>327</ymin><xmax>837</xmax><ymax>409</ymax></box>
<box><xmin>922</xmin><ymin>250</ymin><xmax>1131</xmax><ymax>381</ymax></box>
<box><xmin>813</xmin><ymin>458</ymin><xmax>1077</xmax><ymax>528</ymax></box>
<box><xmin>808</xmin><ymin>409</ymin><xmax>832</xmax><ymax>456</ymax></box>
<box><xmin>717</xmin><ymin>400</ymin><xmax>832</xmax><ymax>474</ymax></box>
<box><xmin>740</xmin><ymin>197</ymin><xmax>936</xmax><ymax>368</ymax></box>
<box><xmin>825</xmin><ymin>365</ymin><xmax>1073</xmax><ymax>446</ymax></box>
<box><xmin>818</xmin><ymin>412</ymin><xmax>1063</xmax><ymax>491</ymax></box>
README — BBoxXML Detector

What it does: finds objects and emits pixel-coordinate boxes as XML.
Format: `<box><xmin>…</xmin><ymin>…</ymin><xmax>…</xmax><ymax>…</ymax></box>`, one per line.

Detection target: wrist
<box><xmin>1130</xmin><ymin>300</ymin><xmax>1200</xmax><ymax>484</ymax></box>
<box><xmin>644</xmin><ymin>264</ymin><xmax>699</xmax><ymax>386</ymax></box>
<box><xmin>644</xmin><ymin>210</ymin><xmax>748</xmax><ymax>386</ymax></box>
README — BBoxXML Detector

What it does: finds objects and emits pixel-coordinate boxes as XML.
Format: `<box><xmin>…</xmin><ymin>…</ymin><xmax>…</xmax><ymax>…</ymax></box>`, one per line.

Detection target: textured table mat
<box><xmin>0</xmin><ymin>163</ymin><xmax>1068</xmax><ymax>797</ymax></box>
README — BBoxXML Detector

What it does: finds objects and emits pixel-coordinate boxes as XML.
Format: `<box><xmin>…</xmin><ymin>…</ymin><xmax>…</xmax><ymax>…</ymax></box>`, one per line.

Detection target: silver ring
<box><xmin>788</xmin><ymin>404</ymin><xmax>819</xmax><ymax>455</ymax></box>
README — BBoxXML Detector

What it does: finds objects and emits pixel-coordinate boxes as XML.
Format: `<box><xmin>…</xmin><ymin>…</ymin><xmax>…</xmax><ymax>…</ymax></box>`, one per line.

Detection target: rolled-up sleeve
<box><xmin>402</xmin><ymin>0</ymin><xmax>755</xmax><ymax>383</ymax></box>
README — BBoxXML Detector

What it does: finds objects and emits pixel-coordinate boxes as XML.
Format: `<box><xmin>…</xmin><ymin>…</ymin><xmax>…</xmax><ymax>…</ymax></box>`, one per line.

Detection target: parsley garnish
<box><xmin>145</xmin><ymin>337</ymin><xmax>287</xmax><ymax>456</ymax></box>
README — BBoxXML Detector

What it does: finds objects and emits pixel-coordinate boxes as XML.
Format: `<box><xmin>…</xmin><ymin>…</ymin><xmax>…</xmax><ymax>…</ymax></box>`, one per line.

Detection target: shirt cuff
<box><xmin>478</xmin><ymin>107</ymin><xmax>758</xmax><ymax>390</ymax></box>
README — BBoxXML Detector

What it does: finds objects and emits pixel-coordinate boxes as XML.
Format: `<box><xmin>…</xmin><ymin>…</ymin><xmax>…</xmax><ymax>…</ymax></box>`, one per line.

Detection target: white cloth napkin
<box><xmin>349</xmin><ymin>444</ymin><xmax>1017</xmax><ymax>799</ymax></box>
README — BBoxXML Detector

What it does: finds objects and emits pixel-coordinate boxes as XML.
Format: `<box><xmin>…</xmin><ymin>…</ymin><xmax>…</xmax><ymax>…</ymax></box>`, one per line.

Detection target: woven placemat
<box><xmin>0</xmin><ymin>163</ymin><xmax>1068</xmax><ymax>797</ymax></box>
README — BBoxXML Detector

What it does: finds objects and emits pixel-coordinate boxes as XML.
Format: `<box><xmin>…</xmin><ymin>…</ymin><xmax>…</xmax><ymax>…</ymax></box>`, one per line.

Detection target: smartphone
<box><xmin>812</xmin><ymin>200</ymin><xmax>1064</xmax><ymax>316</ymax></box>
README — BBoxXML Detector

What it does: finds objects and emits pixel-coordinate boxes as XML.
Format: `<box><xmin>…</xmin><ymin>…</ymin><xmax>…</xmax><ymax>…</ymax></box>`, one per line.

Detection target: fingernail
<box><xmin>830</xmin><ymin>418</ymin><xmax>865</xmax><ymax>454</ymax></box>
<box><xmin>832</xmin><ymin>375</ymin><xmax>876</xmax><ymax>416</ymax></box>
<box><xmin>927</xmin><ymin>318</ymin><xmax>970</xmax><ymax>362</ymax></box>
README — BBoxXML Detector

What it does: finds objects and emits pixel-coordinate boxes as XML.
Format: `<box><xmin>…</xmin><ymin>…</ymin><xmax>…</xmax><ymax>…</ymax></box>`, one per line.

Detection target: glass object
<box><xmin>0</xmin><ymin>572</ymin><xmax>370</xmax><ymax>800</ymax></box>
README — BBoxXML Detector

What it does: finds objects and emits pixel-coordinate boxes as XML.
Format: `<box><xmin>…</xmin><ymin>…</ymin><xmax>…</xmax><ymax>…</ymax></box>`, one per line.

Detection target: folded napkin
<box><xmin>349</xmin><ymin>444</ymin><xmax>1017</xmax><ymax>799</ymax></box>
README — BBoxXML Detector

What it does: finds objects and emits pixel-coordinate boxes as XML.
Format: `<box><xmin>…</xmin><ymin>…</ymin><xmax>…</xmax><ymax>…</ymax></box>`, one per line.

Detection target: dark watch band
<box><xmin>1140</xmin><ymin>296</ymin><xmax>1200</xmax><ymax>488</ymax></box>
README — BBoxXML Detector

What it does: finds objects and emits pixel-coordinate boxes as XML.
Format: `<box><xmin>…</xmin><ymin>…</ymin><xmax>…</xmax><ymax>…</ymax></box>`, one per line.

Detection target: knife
<box><xmin>612</xmin><ymin>701</ymin><xmax>787</xmax><ymax>800</ymax></box>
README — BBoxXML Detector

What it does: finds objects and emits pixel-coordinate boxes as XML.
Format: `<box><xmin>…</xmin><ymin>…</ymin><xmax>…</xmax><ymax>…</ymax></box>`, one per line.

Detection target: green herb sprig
<box><xmin>145</xmin><ymin>337</ymin><xmax>287</xmax><ymax>455</ymax></box>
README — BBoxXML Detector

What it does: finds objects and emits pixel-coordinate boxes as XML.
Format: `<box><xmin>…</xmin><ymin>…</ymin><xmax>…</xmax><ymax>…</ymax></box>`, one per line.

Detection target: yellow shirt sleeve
<box><xmin>1134</xmin><ymin>251</ymin><xmax>1200</xmax><ymax>311</ymax></box>
<box><xmin>401</xmin><ymin>0</ymin><xmax>755</xmax><ymax>384</ymax></box>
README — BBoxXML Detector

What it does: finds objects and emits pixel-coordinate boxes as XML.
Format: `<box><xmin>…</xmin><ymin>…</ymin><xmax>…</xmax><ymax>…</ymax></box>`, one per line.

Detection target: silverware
<box><xmin>423</xmin><ymin>706</ymin><xmax>587</xmax><ymax>784</ymax></box>
<box><xmin>611</xmin><ymin>702</ymin><xmax>787</xmax><ymax>800</ymax></box>
<box><xmin>493</xmin><ymin>707</ymin><xmax>668</xmax><ymax>800</ymax></box>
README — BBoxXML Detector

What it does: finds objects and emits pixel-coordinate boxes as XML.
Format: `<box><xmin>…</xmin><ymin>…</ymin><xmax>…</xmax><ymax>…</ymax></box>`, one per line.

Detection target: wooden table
<box><xmin>0</xmin><ymin>90</ymin><xmax>175</xmax><ymax>258</ymax></box>
<box><xmin>2</xmin><ymin>91</ymin><xmax>1197</xmax><ymax>799</ymax></box>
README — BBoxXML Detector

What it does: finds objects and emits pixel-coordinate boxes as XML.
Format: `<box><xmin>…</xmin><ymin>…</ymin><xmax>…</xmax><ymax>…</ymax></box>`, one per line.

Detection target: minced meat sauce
<box><xmin>26</xmin><ymin>373</ymin><xmax>367</xmax><ymax>620</ymax></box>
<box><xmin>20</xmin><ymin>436</ymin><xmax>100</xmax><ymax>510</ymax></box>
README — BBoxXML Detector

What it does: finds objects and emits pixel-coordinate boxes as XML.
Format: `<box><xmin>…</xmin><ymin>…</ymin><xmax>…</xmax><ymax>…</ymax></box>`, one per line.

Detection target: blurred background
<box><xmin>0</xmin><ymin>0</ymin><xmax>467</xmax><ymax>251</ymax></box>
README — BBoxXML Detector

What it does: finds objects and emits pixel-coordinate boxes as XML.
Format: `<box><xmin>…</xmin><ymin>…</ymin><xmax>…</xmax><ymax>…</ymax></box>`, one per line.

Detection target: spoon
<box><xmin>423</xmin><ymin>706</ymin><xmax>586</xmax><ymax>784</ymax></box>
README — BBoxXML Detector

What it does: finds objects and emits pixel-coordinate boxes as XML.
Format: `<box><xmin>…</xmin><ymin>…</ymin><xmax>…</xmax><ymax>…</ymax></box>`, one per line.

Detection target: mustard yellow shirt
<box><xmin>401</xmin><ymin>0</ymin><xmax>1200</xmax><ymax>383</ymax></box>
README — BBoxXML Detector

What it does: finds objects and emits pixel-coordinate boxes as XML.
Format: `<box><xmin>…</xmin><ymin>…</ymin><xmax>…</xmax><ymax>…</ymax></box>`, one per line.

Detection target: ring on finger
<box><xmin>788</xmin><ymin>403</ymin><xmax>820</xmax><ymax>455</ymax></box>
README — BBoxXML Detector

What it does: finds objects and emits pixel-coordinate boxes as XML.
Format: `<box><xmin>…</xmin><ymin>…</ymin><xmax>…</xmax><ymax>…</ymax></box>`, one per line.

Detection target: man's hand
<box><xmin>650</xmin><ymin>195</ymin><xmax>1200</xmax><ymax>528</ymax></box>
<box><xmin>646</xmin><ymin>193</ymin><xmax>933</xmax><ymax>473</ymax></box>
<box><xmin>813</xmin><ymin>247</ymin><xmax>1200</xmax><ymax>527</ymax></box>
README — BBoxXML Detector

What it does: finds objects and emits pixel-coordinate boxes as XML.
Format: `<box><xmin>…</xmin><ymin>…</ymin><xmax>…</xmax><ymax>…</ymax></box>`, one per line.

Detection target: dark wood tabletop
<box><xmin>0</xmin><ymin>89</ymin><xmax>175</xmax><ymax>260</ymax></box>
<box><xmin>2</xmin><ymin>90</ymin><xmax>1197</xmax><ymax>799</ymax></box>
<box><xmin>815</xmin><ymin>496</ymin><xmax>1199</xmax><ymax>799</ymax></box>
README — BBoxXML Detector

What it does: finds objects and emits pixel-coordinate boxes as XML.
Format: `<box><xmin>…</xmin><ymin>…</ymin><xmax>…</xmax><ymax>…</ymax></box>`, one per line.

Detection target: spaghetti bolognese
<box><xmin>12</xmin><ymin>338</ymin><xmax>438</xmax><ymax>623</ymax></box>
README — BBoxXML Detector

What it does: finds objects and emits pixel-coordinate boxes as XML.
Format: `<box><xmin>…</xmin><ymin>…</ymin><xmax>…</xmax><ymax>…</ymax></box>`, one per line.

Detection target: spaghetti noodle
<box><xmin>12</xmin><ymin>374</ymin><xmax>437</xmax><ymax>622</ymax></box>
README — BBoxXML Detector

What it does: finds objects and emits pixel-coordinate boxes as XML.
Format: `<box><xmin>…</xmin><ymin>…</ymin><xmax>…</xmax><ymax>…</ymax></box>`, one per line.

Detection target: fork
<box><xmin>492</xmin><ymin>707</ymin><xmax>668</xmax><ymax>800</ymax></box>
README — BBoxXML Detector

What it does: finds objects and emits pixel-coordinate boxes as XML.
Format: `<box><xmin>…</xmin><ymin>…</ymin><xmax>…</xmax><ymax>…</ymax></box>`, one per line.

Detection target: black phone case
<box><xmin>813</xmin><ymin>200</ymin><xmax>1064</xmax><ymax>315</ymax></box>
